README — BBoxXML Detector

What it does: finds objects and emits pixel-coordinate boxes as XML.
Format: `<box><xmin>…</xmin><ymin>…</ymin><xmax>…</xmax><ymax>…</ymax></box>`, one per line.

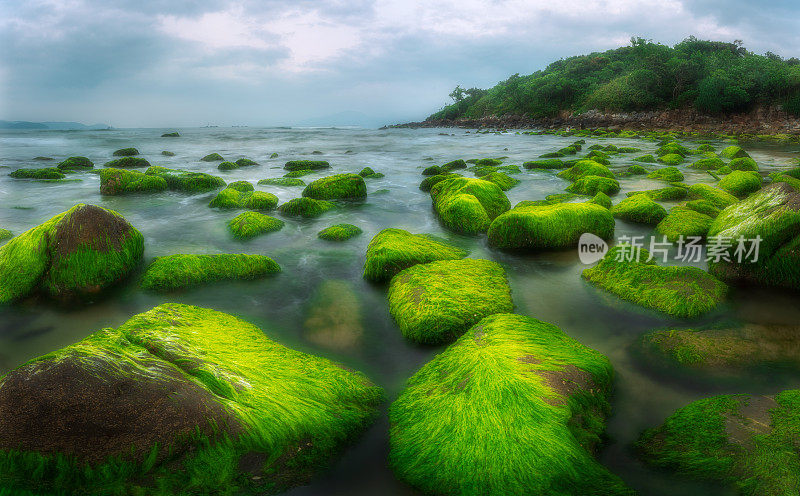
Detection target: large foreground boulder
<box><xmin>363</xmin><ymin>228</ymin><xmax>467</xmax><ymax>281</ymax></box>
<box><xmin>488</xmin><ymin>202</ymin><xmax>614</xmax><ymax>250</ymax></box>
<box><xmin>0</xmin><ymin>204</ymin><xmax>144</xmax><ymax>303</ymax></box>
<box><xmin>390</xmin><ymin>314</ymin><xmax>632</xmax><ymax>495</ymax></box>
<box><xmin>430</xmin><ymin>177</ymin><xmax>510</xmax><ymax>234</ymax></box>
<box><xmin>0</xmin><ymin>304</ymin><xmax>383</xmax><ymax>494</ymax></box>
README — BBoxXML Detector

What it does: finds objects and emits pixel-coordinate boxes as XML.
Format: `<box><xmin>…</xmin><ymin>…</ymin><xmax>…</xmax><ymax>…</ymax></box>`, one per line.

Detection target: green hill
<box><xmin>427</xmin><ymin>37</ymin><xmax>800</xmax><ymax>122</ymax></box>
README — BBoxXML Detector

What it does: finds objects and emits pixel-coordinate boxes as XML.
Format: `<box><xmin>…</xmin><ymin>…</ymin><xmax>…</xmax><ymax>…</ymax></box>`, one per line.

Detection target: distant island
<box><xmin>395</xmin><ymin>37</ymin><xmax>800</xmax><ymax>134</ymax></box>
<box><xmin>0</xmin><ymin>120</ymin><xmax>111</xmax><ymax>130</ymax></box>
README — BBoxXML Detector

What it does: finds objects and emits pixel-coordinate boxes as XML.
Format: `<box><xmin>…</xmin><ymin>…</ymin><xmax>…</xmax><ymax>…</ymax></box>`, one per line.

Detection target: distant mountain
<box><xmin>295</xmin><ymin>111</ymin><xmax>385</xmax><ymax>129</ymax></box>
<box><xmin>0</xmin><ymin>120</ymin><xmax>111</xmax><ymax>130</ymax></box>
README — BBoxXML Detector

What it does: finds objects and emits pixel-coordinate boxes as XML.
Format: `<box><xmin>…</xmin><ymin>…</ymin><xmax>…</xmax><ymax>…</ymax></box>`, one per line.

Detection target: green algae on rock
<box><xmin>141</xmin><ymin>254</ymin><xmax>280</xmax><ymax>291</ymax></box>
<box><xmin>441</xmin><ymin>159</ymin><xmax>467</xmax><ymax>171</ymax></box>
<box><xmin>100</xmin><ymin>168</ymin><xmax>168</xmax><ymax>196</ymax></box>
<box><xmin>57</xmin><ymin>156</ymin><xmax>94</xmax><ymax>171</ymax></box>
<box><xmin>227</xmin><ymin>212</ymin><xmax>284</xmax><ymax>240</ymax></box>
<box><xmin>647</xmin><ymin>166</ymin><xmax>684</xmax><ymax>182</ymax></box>
<box><xmin>278</xmin><ymin>197</ymin><xmax>335</xmax><ymax>218</ymax></box>
<box><xmin>284</xmin><ymin>160</ymin><xmax>330</xmax><ymax>171</ymax></box>
<box><xmin>592</xmin><ymin>191</ymin><xmax>613</xmax><ymax>209</ymax></box>
<box><xmin>656</xmin><ymin>206</ymin><xmax>715</xmax><ymax>242</ymax></box>
<box><xmin>9</xmin><ymin>168</ymin><xmax>65</xmax><ymax>180</ymax></box>
<box><xmin>612</xmin><ymin>194</ymin><xmax>667</xmax><ymax>225</ymax></box>
<box><xmin>634</xmin><ymin>154</ymin><xmax>656</xmax><ymax>163</ymax></box>
<box><xmin>217</xmin><ymin>161</ymin><xmax>239</xmax><ymax>171</ymax></box>
<box><xmin>258</xmin><ymin>177</ymin><xmax>305</xmax><ymax>187</ymax></box>
<box><xmin>387</xmin><ymin>259</ymin><xmax>513</xmax><ymax>344</ymax></box>
<box><xmin>0</xmin><ymin>229</ymin><xmax>11</xmax><ymax>241</ymax></box>
<box><xmin>358</xmin><ymin>167</ymin><xmax>384</xmax><ymax>178</ymax></box>
<box><xmin>0</xmin><ymin>204</ymin><xmax>144</xmax><ymax>303</ymax></box>
<box><xmin>284</xmin><ymin>169</ymin><xmax>316</xmax><ymax>178</ymax></box>
<box><xmin>318</xmin><ymin>224</ymin><xmax>362</xmax><ymax>241</ymax></box>
<box><xmin>302</xmin><ymin>174</ymin><xmax>367</xmax><ymax>201</ymax></box>
<box><xmin>422</xmin><ymin>165</ymin><xmax>442</xmax><ymax>176</ymax></box>
<box><xmin>656</xmin><ymin>142</ymin><xmax>690</xmax><ymax>157</ymax></box>
<box><xmin>481</xmin><ymin>171</ymin><xmax>520</xmax><ymax>190</ymax></box>
<box><xmin>235</xmin><ymin>158</ymin><xmax>258</xmax><ymax>167</ymax></box>
<box><xmin>625</xmin><ymin>164</ymin><xmax>648</xmax><ymax>175</ymax></box>
<box><xmin>363</xmin><ymin>228</ymin><xmax>467</xmax><ymax>282</ymax></box>
<box><xmin>523</xmin><ymin>158</ymin><xmax>565</xmax><ymax>169</ymax></box>
<box><xmin>582</xmin><ymin>245</ymin><xmax>727</xmax><ymax>318</ymax></box>
<box><xmin>145</xmin><ymin>166</ymin><xmax>226</xmax><ymax>193</ymax></box>
<box><xmin>557</xmin><ymin>160</ymin><xmax>614</xmax><ymax>181</ymax></box>
<box><xmin>201</xmin><ymin>153</ymin><xmax>224</xmax><ymax>162</ymax></box>
<box><xmin>729</xmin><ymin>157</ymin><xmax>758</xmax><ymax>171</ymax></box>
<box><xmin>389</xmin><ymin>313</ymin><xmax>632</xmax><ymax>496</ymax></box>
<box><xmin>658</xmin><ymin>153</ymin><xmax>684</xmax><ymax>166</ymax></box>
<box><xmin>687</xmin><ymin>183</ymin><xmax>738</xmax><ymax>208</ymax></box>
<box><xmin>0</xmin><ymin>303</ymin><xmax>383</xmax><ymax>495</ymax></box>
<box><xmin>103</xmin><ymin>157</ymin><xmax>151</xmax><ymax>168</ymax></box>
<box><xmin>419</xmin><ymin>173</ymin><xmax>460</xmax><ymax>192</ymax></box>
<box><xmin>720</xmin><ymin>145</ymin><xmax>750</xmax><ymax>159</ymax></box>
<box><xmin>161</xmin><ymin>131</ymin><xmax>180</xmax><ymax>137</ymax></box>
<box><xmin>209</xmin><ymin>184</ymin><xmax>278</xmax><ymax>211</ymax></box>
<box><xmin>161</xmin><ymin>150</ymin><xmax>175</xmax><ymax>156</ymax></box>
<box><xmin>688</xmin><ymin>157</ymin><xmax>725</xmax><ymax>170</ymax></box>
<box><xmin>718</xmin><ymin>170</ymin><xmax>762</xmax><ymax>197</ymax></box>
<box><xmin>430</xmin><ymin>177</ymin><xmax>510</xmax><ymax>234</ymax></box>
<box><xmin>637</xmin><ymin>391</ymin><xmax>800</xmax><ymax>496</ymax></box>
<box><xmin>488</xmin><ymin>202</ymin><xmax>614</xmax><ymax>250</ymax></box>
<box><xmin>112</xmin><ymin>147</ymin><xmax>138</xmax><ymax>156</ymax></box>
<box><xmin>566</xmin><ymin>175</ymin><xmax>620</xmax><ymax>195</ymax></box>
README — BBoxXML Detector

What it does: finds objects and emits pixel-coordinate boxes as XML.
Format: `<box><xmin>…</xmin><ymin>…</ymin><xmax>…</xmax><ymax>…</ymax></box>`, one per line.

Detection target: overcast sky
<box><xmin>2</xmin><ymin>0</ymin><xmax>799</xmax><ymax>128</ymax></box>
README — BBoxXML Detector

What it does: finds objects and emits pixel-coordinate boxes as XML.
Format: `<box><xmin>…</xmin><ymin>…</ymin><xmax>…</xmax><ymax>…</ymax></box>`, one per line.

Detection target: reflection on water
<box><xmin>1</xmin><ymin>127</ymin><xmax>798</xmax><ymax>496</ymax></box>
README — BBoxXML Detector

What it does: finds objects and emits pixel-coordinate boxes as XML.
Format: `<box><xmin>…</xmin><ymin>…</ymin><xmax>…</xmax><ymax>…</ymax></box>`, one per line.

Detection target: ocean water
<box><xmin>1</xmin><ymin>126</ymin><xmax>799</xmax><ymax>495</ymax></box>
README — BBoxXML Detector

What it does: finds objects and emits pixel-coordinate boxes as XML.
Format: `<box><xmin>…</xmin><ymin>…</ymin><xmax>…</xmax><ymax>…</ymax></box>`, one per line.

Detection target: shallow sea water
<box><xmin>1</xmin><ymin>126</ymin><xmax>799</xmax><ymax>496</ymax></box>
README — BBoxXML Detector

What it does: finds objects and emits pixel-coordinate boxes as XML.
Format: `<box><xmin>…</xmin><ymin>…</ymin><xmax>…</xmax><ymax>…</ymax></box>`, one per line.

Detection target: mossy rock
<box><xmin>318</xmin><ymin>224</ymin><xmax>362</xmax><ymax>241</ymax></box>
<box><xmin>104</xmin><ymin>157</ymin><xmax>151</xmax><ymax>168</ymax></box>
<box><xmin>633</xmin><ymin>154</ymin><xmax>656</xmax><ymax>163</ymax></box>
<box><xmin>387</xmin><ymin>259</ymin><xmax>512</xmax><ymax>344</ymax></box>
<box><xmin>0</xmin><ymin>229</ymin><xmax>11</xmax><ymax>241</ymax></box>
<box><xmin>235</xmin><ymin>158</ymin><xmax>258</xmax><ymax>167</ymax></box>
<box><xmin>582</xmin><ymin>245</ymin><xmax>727</xmax><ymax>318</ymax></box>
<box><xmin>637</xmin><ymin>391</ymin><xmax>800</xmax><ymax>496</ymax></box>
<box><xmin>584</xmin><ymin>151</ymin><xmax>611</xmax><ymax>165</ymax></box>
<box><xmin>656</xmin><ymin>142</ymin><xmax>690</xmax><ymax>157</ymax></box>
<box><xmin>258</xmin><ymin>178</ymin><xmax>305</xmax><ymax>187</ymax></box>
<box><xmin>481</xmin><ymin>171</ymin><xmax>520</xmax><ymax>190</ymax></box>
<box><xmin>201</xmin><ymin>153</ymin><xmax>224</xmax><ymax>162</ymax></box>
<box><xmin>228</xmin><ymin>212</ymin><xmax>284</xmax><ymax>240</ymax></box>
<box><xmin>269</xmin><ymin>152</ymin><xmax>279</xmax><ymax>159</ymax></box>
<box><xmin>430</xmin><ymin>177</ymin><xmax>510</xmax><ymax>234</ymax></box>
<box><xmin>441</xmin><ymin>159</ymin><xmax>467</xmax><ymax>171</ymax></box>
<box><xmin>141</xmin><ymin>254</ymin><xmax>280</xmax><ymax>291</ymax></box>
<box><xmin>0</xmin><ymin>303</ymin><xmax>382</xmax><ymax>495</ymax></box>
<box><xmin>720</xmin><ymin>145</ymin><xmax>750</xmax><ymax>159</ymax></box>
<box><xmin>419</xmin><ymin>173</ymin><xmax>460</xmax><ymax>192</ymax></box>
<box><xmin>227</xmin><ymin>181</ymin><xmax>254</xmax><ymax>192</ymax></box>
<box><xmin>57</xmin><ymin>156</ymin><xmax>93</xmax><ymax>170</ymax></box>
<box><xmin>729</xmin><ymin>157</ymin><xmax>758</xmax><ymax>171</ymax></box>
<box><xmin>718</xmin><ymin>165</ymin><xmax>733</xmax><ymax>175</ymax></box>
<box><xmin>685</xmin><ymin>199</ymin><xmax>722</xmax><ymax>218</ymax></box>
<box><xmin>626</xmin><ymin>164</ymin><xmax>648</xmax><ymax>175</ymax></box>
<box><xmin>302</xmin><ymin>174</ymin><xmax>367</xmax><ymax>201</ymax></box>
<box><xmin>145</xmin><ymin>166</ymin><xmax>226</xmax><ymax>193</ymax></box>
<box><xmin>0</xmin><ymin>204</ymin><xmax>144</xmax><ymax>303</ymax></box>
<box><xmin>718</xmin><ymin>171</ymin><xmax>762</xmax><ymax>197</ymax></box>
<box><xmin>161</xmin><ymin>131</ymin><xmax>180</xmax><ymax>137</ymax></box>
<box><xmin>648</xmin><ymin>166</ymin><xmax>684</xmax><ymax>182</ymax></box>
<box><xmin>161</xmin><ymin>151</ymin><xmax>175</xmax><ymax>156</ymax></box>
<box><xmin>617</xmin><ymin>146</ymin><xmax>641</xmax><ymax>153</ymax></box>
<box><xmin>592</xmin><ymin>191</ymin><xmax>613</xmax><ymax>209</ymax></box>
<box><xmin>566</xmin><ymin>175</ymin><xmax>620</xmax><ymax>195</ymax></box>
<box><xmin>656</xmin><ymin>206</ymin><xmax>714</xmax><ymax>242</ymax></box>
<box><xmin>539</xmin><ymin>151</ymin><xmax>564</xmax><ymax>158</ymax></box>
<box><xmin>284</xmin><ymin>160</ymin><xmax>330</xmax><ymax>171</ymax></box>
<box><xmin>557</xmin><ymin>160</ymin><xmax>614</xmax><ymax>181</ymax></box>
<box><xmin>612</xmin><ymin>194</ymin><xmax>667</xmax><ymax>225</ymax></box>
<box><xmin>278</xmin><ymin>198</ymin><xmax>335</xmax><ymax>218</ymax></box>
<box><xmin>473</xmin><ymin>158</ymin><xmax>503</xmax><ymax>166</ymax></box>
<box><xmin>9</xmin><ymin>168</ymin><xmax>65</xmax><ymax>180</ymax></box>
<box><xmin>422</xmin><ymin>165</ymin><xmax>443</xmax><ymax>176</ymax></box>
<box><xmin>112</xmin><ymin>147</ymin><xmax>139</xmax><ymax>157</ymax></box>
<box><xmin>100</xmin><ymin>168</ymin><xmax>168</xmax><ymax>195</ymax></box>
<box><xmin>706</xmin><ymin>182</ymin><xmax>800</xmax><ymax>290</ymax></box>
<box><xmin>362</xmin><ymin>228</ymin><xmax>467</xmax><ymax>282</ymax></box>
<box><xmin>523</xmin><ymin>158</ymin><xmax>565</xmax><ymax>169</ymax></box>
<box><xmin>218</xmin><ymin>161</ymin><xmax>239</xmax><ymax>171</ymax></box>
<box><xmin>389</xmin><ymin>313</ymin><xmax>632</xmax><ymax>495</ymax></box>
<box><xmin>284</xmin><ymin>170</ymin><xmax>315</xmax><ymax>178</ymax></box>
<box><xmin>687</xmin><ymin>183</ymin><xmax>738</xmax><ymax>208</ymax></box>
<box><xmin>689</xmin><ymin>157</ymin><xmax>725</xmax><ymax>170</ymax></box>
<box><xmin>358</xmin><ymin>167</ymin><xmax>383</xmax><ymax>178</ymax></box>
<box><xmin>209</xmin><ymin>185</ymin><xmax>278</xmax><ymax>211</ymax></box>
<box><xmin>696</xmin><ymin>143</ymin><xmax>715</xmax><ymax>152</ymax></box>
<box><xmin>488</xmin><ymin>202</ymin><xmax>614</xmax><ymax>250</ymax></box>
<box><xmin>658</xmin><ymin>153</ymin><xmax>684</xmax><ymax>166</ymax></box>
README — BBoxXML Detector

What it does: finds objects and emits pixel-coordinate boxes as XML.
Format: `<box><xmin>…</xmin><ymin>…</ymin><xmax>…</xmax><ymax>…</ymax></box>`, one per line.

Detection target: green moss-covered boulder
<box><xmin>0</xmin><ymin>303</ymin><xmax>382</xmax><ymax>495</ymax></box>
<box><xmin>648</xmin><ymin>166</ymin><xmax>684</xmax><ymax>182</ymax></box>
<box><xmin>258</xmin><ymin>177</ymin><xmax>305</xmax><ymax>187</ymax></box>
<box><xmin>112</xmin><ymin>147</ymin><xmax>138</xmax><ymax>156</ymax></box>
<box><xmin>658</xmin><ymin>153</ymin><xmax>684</xmax><ymax>166</ymax></box>
<box><xmin>625</xmin><ymin>164</ymin><xmax>648</xmax><ymax>175</ymax></box>
<box><xmin>390</xmin><ymin>313</ymin><xmax>632</xmax><ymax>495</ymax></box>
<box><xmin>201</xmin><ymin>153</ymin><xmax>224</xmax><ymax>162</ymax></box>
<box><xmin>9</xmin><ymin>168</ymin><xmax>65</xmax><ymax>180</ymax></box>
<box><xmin>217</xmin><ymin>161</ymin><xmax>239</xmax><ymax>171</ymax></box>
<box><xmin>161</xmin><ymin>151</ymin><xmax>175</xmax><ymax>156</ymax></box>
<box><xmin>235</xmin><ymin>158</ymin><xmax>258</xmax><ymax>167</ymax></box>
<box><xmin>145</xmin><ymin>166</ymin><xmax>226</xmax><ymax>193</ymax></box>
<box><xmin>718</xmin><ymin>170</ymin><xmax>762</xmax><ymax>197</ymax></box>
<box><xmin>419</xmin><ymin>173</ymin><xmax>460</xmax><ymax>192</ymax></box>
<box><xmin>473</xmin><ymin>158</ymin><xmax>503</xmax><ymax>166</ymax></box>
<box><xmin>161</xmin><ymin>131</ymin><xmax>180</xmax><ymax>137</ymax></box>
<box><xmin>706</xmin><ymin>182</ymin><xmax>800</xmax><ymax>290</ymax></box>
<box><xmin>634</xmin><ymin>154</ymin><xmax>656</xmax><ymax>163</ymax></box>
<box><xmin>358</xmin><ymin>167</ymin><xmax>383</xmax><ymax>178</ymax></box>
<box><xmin>387</xmin><ymin>259</ymin><xmax>512</xmax><ymax>344</ymax></box>
<box><xmin>103</xmin><ymin>157</ymin><xmax>151</xmax><ymax>168</ymax></box>
<box><xmin>612</xmin><ymin>194</ymin><xmax>667</xmax><ymax>225</ymax></box>
<box><xmin>422</xmin><ymin>165</ymin><xmax>442</xmax><ymax>176</ymax></box>
<box><xmin>656</xmin><ymin>206</ymin><xmax>715</xmax><ymax>242</ymax></box>
<box><xmin>141</xmin><ymin>254</ymin><xmax>280</xmax><ymax>291</ymax></box>
<box><xmin>302</xmin><ymin>174</ymin><xmax>367</xmax><ymax>201</ymax></box>
<box><xmin>284</xmin><ymin>160</ymin><xmax>330</xmax><ymax>171</ymax></box>
<box><xmin>582</xmin><ymin>245</ymin><xmax>727</xmax><ymax>318</ymax></box>
<box><xmin>592</xmin><ymin>191</ymin><xmax>613</xmax><ymax>209</ymax></box>
<box><xmin>429</xmin><ymin>177</ymin><xmax>510</xmax><ymax>234</ymax></box>
<box><xmin>720</xmin><ymin>145</ymin><xmax>750</xmax><ymax>159</ymax></box>
<box><xmin>488</xmin><ymin>202</ymin><xmax>614</xmax><ymax>250</ymax></box>
<box><xmin>689</xmin><ymin>157</ymin><xmax>725</xmax><ymax>170</ymax></box>
<box><xmin>441</xmin><ymin>159</ymin><xmax>467</xmax><ymax>171</ymax></box>
<box><xmin>284</xmin><ymin>170</ymin><xmax>315</xmax><ymax>178</ymax></box>
<box><xmin>318</xmin><ymin>224</ymin><xmax>362</xmax><ymax>241</ymax></box>
<box><xmin>100</xmin><ymin>168</ymin><xmax>168</xmax><ymax>195</ymax></box>
<box><xmin>57</xmin><ymin>156</ymin><xmax>93</xmax><ymax>170</ymax></box>
<box><xmin>278</xmin><ymin>198</ymin><xmax>335</xmax><ymax>218</ymax></box>
<box><xmin>685</xmin><ymin>199</ymin><xmax>722</xmax><ymax>218</ymax></box>
<box><xmin>227</xmin><ymin>212</ymin><xmax>284</xmax><ymax>240</ymax></box>
<box><xmin>566</xmin><ymin>175</ymin><xmax>620</xmax><ymax>195</ymax></box>
<box><xmin>557</xmin><ymin>160</ymin><xmax>614</xmax><ymax>181</ymax></box>
<box><xmin>0</xmin><ymin>204</ymin><xmax>144</xmax><ymax>303</ymax></box>
<box><xmin>209</xmin><ymin>184</ymin><xmax>278</xmax><ymax>211</ymax></box>
<box><xmin>687</xmin><ymin>183</ymin><xmax>738</xmax><ymax>208</ymax></box>
<box><xmin>637</xmin><ymin>391</ymin><xmax>800</xmax><ymax>496</ymax></box>
<box><xmin>362</xmin><ymin>228</ymin><xmax>467</xmax><ymax>282</ymax></box>
<box><xmin>729</xmin><ymin>157</ymin><xmax>758</xmax><ymax>171</ymax></box>
<box><xmin>269</xmin><ymin>152</ymin><xmax>279</xmax><ymax>159</ymax></box>
<box><xmin>481</xmin><ymin>171</ymin><xmax>520</xmax><ymax>190</ymax></box>
<box><xmin>523</xmin><ymin>158</ymin><xmax>565</xmax><ymax>169</ymax></box>
<box><xmin>656</xmin><ymin>142</ymin><xmax>690</xmax><ymax>157</ymax></box>
<box><xmin>0</xmin><ymin>229</ymin><xmax>11</xmax><ymax>241</ymax></box>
